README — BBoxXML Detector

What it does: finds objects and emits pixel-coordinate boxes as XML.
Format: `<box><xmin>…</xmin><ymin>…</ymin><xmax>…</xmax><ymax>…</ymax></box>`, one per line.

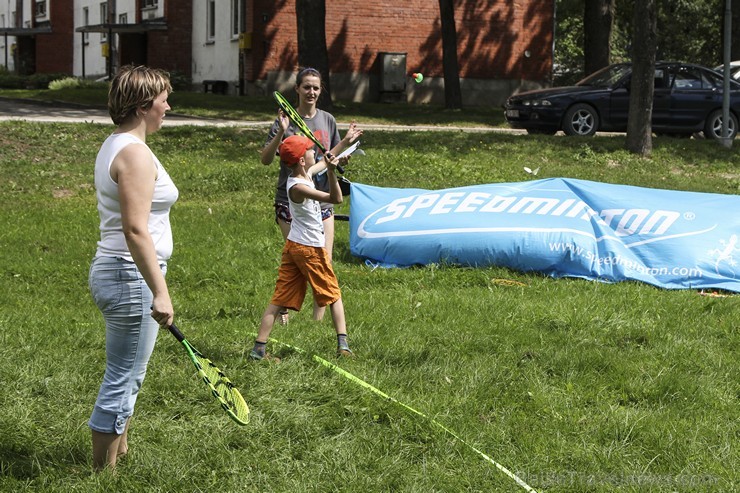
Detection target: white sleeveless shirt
<box><xmin>286</xmin><ymin>176</ymin><xmax>325</xmax><ymax>248</ymax></box>
<box><xmin>94</xmin><ymin>133</ymin><xmax>179</xmax><ymax>262</ymax></box>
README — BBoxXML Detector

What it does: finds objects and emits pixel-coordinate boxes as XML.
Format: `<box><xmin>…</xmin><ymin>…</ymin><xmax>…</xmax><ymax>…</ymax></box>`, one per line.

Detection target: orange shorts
<box><xmin>270</xmin><ymin>240</ymin><xmax>341</xmax><ymax>311</ymax></box>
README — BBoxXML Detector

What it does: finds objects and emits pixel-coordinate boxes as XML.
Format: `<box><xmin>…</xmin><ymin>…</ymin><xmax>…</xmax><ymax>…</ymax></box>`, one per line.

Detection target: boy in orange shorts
<box><xmin>249</xmin><ymin>135</ymin><xmax>352</xmax><ymax>360</ymax></box>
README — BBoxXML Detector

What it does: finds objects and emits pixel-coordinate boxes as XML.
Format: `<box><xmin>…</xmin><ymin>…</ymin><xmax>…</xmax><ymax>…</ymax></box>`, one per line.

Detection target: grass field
<box><xmin>0</xmin><ymin>100</ymin><xmax>738</xmax><ymax>492</ymax></box>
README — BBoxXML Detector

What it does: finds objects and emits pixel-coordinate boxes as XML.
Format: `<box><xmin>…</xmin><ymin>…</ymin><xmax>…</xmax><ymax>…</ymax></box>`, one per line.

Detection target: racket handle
<box><xmin>324</xmin><ymin>151</ymin><xmax>344</xmax><ymax>174</ymax></box>
<box><xmin>167</xmin><ymin>323</ymin><xmax>186</xmax><ymax>343</ymax></box>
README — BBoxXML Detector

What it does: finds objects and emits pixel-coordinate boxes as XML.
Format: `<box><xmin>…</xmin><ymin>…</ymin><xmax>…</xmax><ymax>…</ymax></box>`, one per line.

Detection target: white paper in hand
<box><xmin>337</xmin><ymin>141</ymin><xmax>361</xmax><ymax>159</ymax></box>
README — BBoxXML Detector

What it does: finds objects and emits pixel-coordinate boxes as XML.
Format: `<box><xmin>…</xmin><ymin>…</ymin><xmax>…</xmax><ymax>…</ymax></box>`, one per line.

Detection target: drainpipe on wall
<box><xmin>551</xmin><ymin>0</ymin><xmax>557</xmax><ymax>86</ymax></box>
<box><xmin>80</xmin><ymin>32</ymin><xmax>86</xmax><ymax>78</ymax></box>
<box><xmin>107</xmin><ymin>0</ymin><xmax>115</xmax><ymax>80</ymax></box>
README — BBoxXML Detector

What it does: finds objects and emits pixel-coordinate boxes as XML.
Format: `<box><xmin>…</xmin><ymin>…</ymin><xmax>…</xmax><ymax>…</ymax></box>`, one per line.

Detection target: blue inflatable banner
<box><xmin>349</xmin><ymin>179</ymin><xmax>740</xmax><ymax>292</ymax></box>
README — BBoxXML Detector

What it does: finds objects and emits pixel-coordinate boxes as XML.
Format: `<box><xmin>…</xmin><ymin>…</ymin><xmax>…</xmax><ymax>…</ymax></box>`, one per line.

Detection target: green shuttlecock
<box><xmin>412</xmin><ymin>72</ymin><xmax>424</xmax><ymax>83</ymax></box>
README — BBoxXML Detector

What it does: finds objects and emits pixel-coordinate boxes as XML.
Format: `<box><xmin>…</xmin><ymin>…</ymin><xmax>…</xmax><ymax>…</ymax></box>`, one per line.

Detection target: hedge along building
<box><xmin>1</xmin><ymin>0</ymin><xmax>553</xmax><ymax>107</ymax></box>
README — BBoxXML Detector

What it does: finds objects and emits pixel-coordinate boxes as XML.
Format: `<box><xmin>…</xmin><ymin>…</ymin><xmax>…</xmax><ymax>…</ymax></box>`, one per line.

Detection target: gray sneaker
<box><xmin>337</xmin><ymin>347</ymin><xmax>354</xmax><ymax>357</ymax></box>
<box><xmin>249</xmin><ymin>350</ymin><xmax>281</xmax><ymax>362</ymax></box>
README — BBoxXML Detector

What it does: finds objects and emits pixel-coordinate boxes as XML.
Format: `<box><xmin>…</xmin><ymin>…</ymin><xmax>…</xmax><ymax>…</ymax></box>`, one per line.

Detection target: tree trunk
<box><xmin>438</xmin><ymin>0</ymin><xmax>463</xmax><ymax>109</ymax></box>
<box><xmin>732</xmin><ymin>0</ymin><xmax>740</xmax><ymax>59</ymax></box>
<box><xmin>295</xmin><ymin>0</ymin><xmax>333</xmax><ymax>111</ymax></box>
<box><xmin>584</xmin><ymin>0</ymin><xmax>615</xmax><ymax>76</ymax></box>
<box><xmin>625</xmin><ymin>0</ymin><xmax>657</xmax><ymax>157</ymax></box>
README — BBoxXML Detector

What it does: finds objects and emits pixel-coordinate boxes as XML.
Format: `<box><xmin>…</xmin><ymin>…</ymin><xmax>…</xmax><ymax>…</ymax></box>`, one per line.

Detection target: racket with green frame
<box><xmin>272</xmin><ymin>90</ymin><xmax>344</xmax><ymax>173</ymax></box>
<box><xmin>166</xmin><ymin>323</ymin><xmax>249</xmax><ymax>426</ymax></box>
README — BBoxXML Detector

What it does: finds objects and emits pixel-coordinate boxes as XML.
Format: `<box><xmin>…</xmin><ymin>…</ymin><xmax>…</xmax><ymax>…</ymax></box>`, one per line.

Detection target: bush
<box><xmin>26</xmin><ymin>72</ymin><xmax>71</xmax><ymax>89</ymax></box>
<box><xmin>78</xmin><ymin>79</ymin><xmax>109</xmax><ymax>89</ymax></box>
<box><xmin>0</xmin><ymin>72</ymin><xmax>25</xmax><ymax>89</ymax></box>
<box><xmin>49</xmin><ymin>77</ymin><xmax>81</xmax><ymax>90</ymax></box>
<box><xmin>168</xmin><ymin>70</ymin><xmax>192</xmax><ymax>91</ymax></box>
<box><xmin>0</xmin><ymin>71</ymin><xmax>105</xmax><ymax>90</ymax></box>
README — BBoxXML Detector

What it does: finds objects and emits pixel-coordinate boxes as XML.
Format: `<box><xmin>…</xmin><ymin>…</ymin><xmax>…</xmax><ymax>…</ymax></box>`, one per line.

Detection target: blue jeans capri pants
<box><xmin>88</xmin><ymin>256</ymin><xmax>166</xmax><ymax>434</ymax></box>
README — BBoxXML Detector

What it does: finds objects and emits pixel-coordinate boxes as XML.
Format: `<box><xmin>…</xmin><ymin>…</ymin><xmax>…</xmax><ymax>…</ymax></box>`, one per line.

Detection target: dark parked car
<box><xmin>714</xmin><ymin>61</ymin><xmax>740</xmax><ymax>81</ymax></box>
<box><xmin>504</xmin><ymin>62</ymin><xmax>740</xmax><ymax>139</ymax></box>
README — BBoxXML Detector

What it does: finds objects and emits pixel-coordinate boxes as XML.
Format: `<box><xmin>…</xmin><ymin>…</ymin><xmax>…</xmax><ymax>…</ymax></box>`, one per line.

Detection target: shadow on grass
<box><xmin>0</xmin><ymin>440</ymin><xmax>88</xmax><ymax>480</ymax></box>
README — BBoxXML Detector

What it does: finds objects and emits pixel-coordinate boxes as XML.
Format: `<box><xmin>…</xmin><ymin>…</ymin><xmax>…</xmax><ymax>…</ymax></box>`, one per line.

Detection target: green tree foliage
<box><xmin>556</xmin><ymin>0</ymin><xmax>725</xmax><ymax>84</ymax></box>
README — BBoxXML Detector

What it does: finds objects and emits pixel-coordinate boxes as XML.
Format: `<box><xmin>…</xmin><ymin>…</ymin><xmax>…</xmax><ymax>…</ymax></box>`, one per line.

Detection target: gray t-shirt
<box><xmin>264</xmin><ymin>108</ymin><xmax>340</xmax><ymax>209</ymax></box>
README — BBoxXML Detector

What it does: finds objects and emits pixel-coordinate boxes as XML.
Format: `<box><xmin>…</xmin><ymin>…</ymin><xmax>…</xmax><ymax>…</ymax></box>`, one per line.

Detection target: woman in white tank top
<box><xmin>88</xmin><ymin>65</ymin><xmax>178</xmax><ymax>472</ymax></box>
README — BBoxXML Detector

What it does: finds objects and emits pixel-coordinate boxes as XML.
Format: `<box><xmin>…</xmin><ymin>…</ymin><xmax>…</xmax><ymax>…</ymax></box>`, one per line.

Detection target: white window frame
<box><xmin>82</xmin><ymin>7</ymin><xmax>90</xmax><ymax>44</ymax></box>
<box><xmin>230</xmin><ymin>0</ymin><xmax>242</xmax><ymax>39</ymax></box>
<box><xmin>35</xmin><ymin>0</ymin><xmax>47</xmax><ymax>18</ymax></box>
<box><xmin>206</xmin><ymin>0</ymin><xmax>216</xmax><ymax>42</ymax></box>
<box><xmin>100</xmin><ymin>2</ymin><xmax>108</xmax><ymax>42</ymax></box>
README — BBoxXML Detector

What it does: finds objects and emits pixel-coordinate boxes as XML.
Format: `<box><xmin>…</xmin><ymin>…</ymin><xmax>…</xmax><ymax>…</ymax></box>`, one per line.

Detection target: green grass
<box><xmin>0</xmin><ymin>115</ymin><xmax>738</xmax><ymax>492</ymax></box>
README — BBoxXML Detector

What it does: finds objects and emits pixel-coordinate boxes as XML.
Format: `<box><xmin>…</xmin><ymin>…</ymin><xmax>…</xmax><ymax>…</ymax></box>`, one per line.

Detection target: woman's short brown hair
<box><xmin>108</xmin><ymin>65</ymin><xmax>172</xmax><ymax>125</ymax></box>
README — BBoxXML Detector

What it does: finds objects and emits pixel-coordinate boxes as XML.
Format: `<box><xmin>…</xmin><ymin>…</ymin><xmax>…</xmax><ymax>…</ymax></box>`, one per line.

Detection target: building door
<box><xmin>118</xmin><ymin>33</ymin><xmax>147</xmax><ymax>67</ymax></box>
<box><xmin>15</xmin><ymin>36</ymin><xmax>35</xmax><ymax>75</ymax></box>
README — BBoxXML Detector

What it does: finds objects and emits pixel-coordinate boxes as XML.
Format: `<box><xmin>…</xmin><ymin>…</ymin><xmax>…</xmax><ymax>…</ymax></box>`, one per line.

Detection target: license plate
<box><xmin>506</xmin><ymin>109</ymin><xmax>519</xmax><ymax>118</ymax></box>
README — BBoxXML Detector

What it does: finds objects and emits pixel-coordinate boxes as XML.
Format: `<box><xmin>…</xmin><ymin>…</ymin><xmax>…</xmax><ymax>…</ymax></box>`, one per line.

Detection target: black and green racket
<box><xmin>167</xmin><ymin>324</ymin><xmax>249</xmax><ymax>426</ymax></box>
<box><xmin>273</xmin><ymin>90</ymin><xmax>344</xmax><ymax>173</ymax></box>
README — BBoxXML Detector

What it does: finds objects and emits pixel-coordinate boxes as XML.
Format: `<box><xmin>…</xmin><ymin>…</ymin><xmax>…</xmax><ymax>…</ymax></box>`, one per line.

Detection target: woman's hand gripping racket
<box><xmin>273</xmin><ymin>90</ymin><xmax>344</xmax><ymax>173</ymax></box>
<box><xmin>166</xmin><ymin>324</ymin><xmax>249</xmax><ymax>426</ymax></box>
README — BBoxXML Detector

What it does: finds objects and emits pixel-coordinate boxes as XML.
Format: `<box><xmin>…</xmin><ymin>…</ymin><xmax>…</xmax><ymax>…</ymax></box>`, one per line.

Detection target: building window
<box><xmin>206</xmin><ymin>0</ymin><xmax>216</xmax><ymax>42</ymax></box>
<box><xmin>119</xmin><ymin>13</ymin><xmax>127</xmax><ymax>24</ymax></box>
<box><xmin>143</xmin><ymin>0</ymin><xmax>159</xmax><ymax>7</ymax></box>
<box><xmin>83</xmin><ymin>8</ymin><xmax>90</xmax><ymax>44</ymax></box>
<box><xmin>231</xmin><ymin>0</ymin><xmax>242</xmax><ymax>39</ymax></box>
<box><xmin>35</xmin><ymin>1</ymin><xmax>47</xmax><ymax>18</ymax></box>
<box><xmin>100</xmin><ymin>2</ymin><xmax>108</xmax><ymax>42</ymax></box>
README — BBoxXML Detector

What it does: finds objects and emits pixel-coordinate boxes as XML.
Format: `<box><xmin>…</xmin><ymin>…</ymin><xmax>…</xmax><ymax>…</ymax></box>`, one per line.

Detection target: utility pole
<box><xmin>107</xmin><ymin>0</ymin><xmax>116</xmax><ymax>80</ymax></box>
<box><xmin>721</xmin><ymin>0</ymin><xmax>733</xmax><ymax>148</ymax></box>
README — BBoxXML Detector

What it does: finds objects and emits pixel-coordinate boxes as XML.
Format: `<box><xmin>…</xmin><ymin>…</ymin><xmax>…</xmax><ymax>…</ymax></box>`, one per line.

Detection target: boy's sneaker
<box><xmin>337</xmin><ymin>347</ymin><xmax>354</xmax><ymax>357</ymax></box>
<box><xmin>249</xmin><ymin>349</ymin><xmax>280</xmax><ymax>362</ymax></box>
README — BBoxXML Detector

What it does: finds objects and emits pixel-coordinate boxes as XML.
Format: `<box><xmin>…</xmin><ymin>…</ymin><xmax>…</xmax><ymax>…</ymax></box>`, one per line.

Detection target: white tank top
<box><xmin>94</xmin><ymin>133</ymin><xmax>179</xmax><ymax>262</ymax></box>
<box><xmin>286</xmin><ymin>176</ymin><xmax>325</xmax><ymax>248</ymax></box>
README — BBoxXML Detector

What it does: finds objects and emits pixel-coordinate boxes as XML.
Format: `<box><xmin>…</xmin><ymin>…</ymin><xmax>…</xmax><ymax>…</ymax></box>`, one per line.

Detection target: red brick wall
<box><xmin>35</xmin><ymin>0</ymin><xmax>74</xmax><ymax>74</ymax></box>
<box><xmin>147</xmin><ymin>0</ymin><xmax>192</xmax><ymax>76</ymax></box>
<box><xmin>248</xmin><ymin>0</ymin><xmax>553</xmax><ymax>83</ymax></box>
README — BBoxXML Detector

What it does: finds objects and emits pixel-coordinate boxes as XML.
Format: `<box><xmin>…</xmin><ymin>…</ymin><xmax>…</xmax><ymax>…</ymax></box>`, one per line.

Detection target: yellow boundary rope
<box><xmin>264</xmin><ymin>336</ymin><xmax>538</xmax><ymax>493</ymax></box>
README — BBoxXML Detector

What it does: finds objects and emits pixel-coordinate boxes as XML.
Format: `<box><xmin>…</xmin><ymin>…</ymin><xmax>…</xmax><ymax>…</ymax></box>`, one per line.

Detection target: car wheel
<box><xmin>526</xmin><ymin>128</ymin><xmax>557</xmax><ymax>136</ymax></box>
<box><xmin>563</xmin><ymin>103</ymin><xmax>599</xmax><ymax>136</ymax></box>
<box><xmin>704</xmin><ymin>109</ymin><xmax>738</xmax><ymax>140</ymax></box>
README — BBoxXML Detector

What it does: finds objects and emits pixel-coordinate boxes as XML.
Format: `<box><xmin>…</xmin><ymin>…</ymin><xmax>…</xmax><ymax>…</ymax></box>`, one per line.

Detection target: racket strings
<box><xmin>278</xmin><ymin>96</ymin><xmax>302</xmax><ymax>123</ymax></box>
<box><xmin>274</xmin><ymin>91</ymin><xmax>326</xmax><ymax>152</ymax></box>
<box><xmin>194</xmin><ymin>355</ymin><xmax>250</xmax><ymax>425</ymax></box>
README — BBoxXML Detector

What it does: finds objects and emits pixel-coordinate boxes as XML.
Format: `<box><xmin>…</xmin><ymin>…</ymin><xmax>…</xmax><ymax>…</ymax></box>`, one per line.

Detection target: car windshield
<box><xmin>576</xmin><ymin>64</ymin><xmax>631</xmax><ymax>88</ymax></box>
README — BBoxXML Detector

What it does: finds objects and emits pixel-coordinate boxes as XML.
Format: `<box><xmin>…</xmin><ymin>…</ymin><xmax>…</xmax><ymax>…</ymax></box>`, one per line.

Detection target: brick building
<box><xmin>1</xmin><ymin>0</ymin><xmax>554</xmax><ymax>106</ymax></box>
<box><xmin>244</xmin><ymin>0</ymin><xmax>554</xmax><ymax>105</ymax></box>
<box><xmin>0</xmin><ymin>0</ymin><xmax>86</xmax><ymax>75</ymax></box>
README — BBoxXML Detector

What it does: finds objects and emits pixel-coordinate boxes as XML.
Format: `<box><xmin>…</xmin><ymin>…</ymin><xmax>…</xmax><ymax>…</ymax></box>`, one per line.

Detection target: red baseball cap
<box><xmin>279</xmin><ymin>135</ymin><xmax>314</xmax><ymax>165</ymax></box>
